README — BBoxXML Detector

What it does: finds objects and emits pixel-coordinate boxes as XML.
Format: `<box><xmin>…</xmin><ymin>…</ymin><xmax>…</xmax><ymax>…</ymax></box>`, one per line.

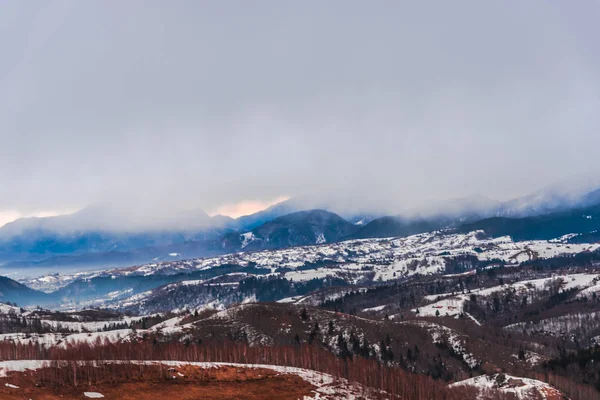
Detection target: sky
<box><xmin>211</xmin><ymin>196</ymin><xmax>290</xmax><ymax>219</ymax></box>
<box><xmin>1</xmin><ymin>1</ymin><xmax>599</xmax><ymax>228</ymax></box>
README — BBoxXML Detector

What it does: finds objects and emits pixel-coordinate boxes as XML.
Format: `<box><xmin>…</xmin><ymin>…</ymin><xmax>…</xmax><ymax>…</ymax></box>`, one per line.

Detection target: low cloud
<box><xmin>1</xmin><ymin>1</ymin><xmax>599</xmax><ymax>228</ymax></box>
<box><xmin>211</xmin><ymin>196</ymin><xmax>291</xmax><ymax>219</ymax></box>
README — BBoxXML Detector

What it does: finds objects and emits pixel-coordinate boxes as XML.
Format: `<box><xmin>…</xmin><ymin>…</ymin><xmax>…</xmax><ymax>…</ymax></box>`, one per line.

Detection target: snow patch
<box><xmin>84</xmin><ymin>392</ymin><xmax>105</xmax><ymax>398</ymax></box>
<box><xmin>451</xmin><ymin>373</ymin><xmax>562</xmax><ymax>399</ymax></box>
<box><xmin>315</xmin><ymin>233</ymin><xmax>326</xmax><ymax>244</ymax></box>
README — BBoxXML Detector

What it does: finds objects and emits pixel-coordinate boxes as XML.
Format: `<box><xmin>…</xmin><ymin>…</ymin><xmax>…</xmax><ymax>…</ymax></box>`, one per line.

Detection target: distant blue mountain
<box><xmin>0</xmin><ymin>205</ymin><xmax>235</xmax><ymax>263</ymax></box>
<box><xmin>226</xmin><ymin>209</ymin><xmax>359</xmax><ymax>250</ymax></box>
<box><xmin>233</xmin><ymin>197</ymin><xmax>381</xmax><ymax>230</ymax></box>
<box><xmin>458</xmin><ymin>202</ymin><xmax>600</xmax><ymax>242</ymax></box>
<box><xmin>4</xmin><ymin>185</ymin><xmax>600</xmax><ymax>271</ymax></box>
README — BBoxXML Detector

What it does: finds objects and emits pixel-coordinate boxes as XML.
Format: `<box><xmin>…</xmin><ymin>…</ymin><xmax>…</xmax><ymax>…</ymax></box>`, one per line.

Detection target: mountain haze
<box><xmin>4</xmin><ymin>185</ymin><xmax>600</xmax><ymax>271</ymax></box>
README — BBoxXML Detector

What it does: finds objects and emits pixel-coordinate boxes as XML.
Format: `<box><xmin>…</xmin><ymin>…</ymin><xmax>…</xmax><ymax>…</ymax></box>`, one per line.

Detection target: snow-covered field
<box><xmin>0</xmin><ymin>329</ymin><xmax>137</xmax><ymax>349</ymax></box>
<box><xmin>39</xmin><ymin>315</ymin><xmax>146</xmax><ymax>332</ymax></box>
<box><xmin>0</xmin><ymin>313</ymin><xmax>192</xmax><ymax>349</ymax></box>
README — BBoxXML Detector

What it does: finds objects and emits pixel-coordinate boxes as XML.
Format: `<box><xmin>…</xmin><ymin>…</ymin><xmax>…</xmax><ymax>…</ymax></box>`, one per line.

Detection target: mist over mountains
<box><xmin>2</xmin><ymin>182</ymin><xmax>600</xmax><ymax>273</ymax></box>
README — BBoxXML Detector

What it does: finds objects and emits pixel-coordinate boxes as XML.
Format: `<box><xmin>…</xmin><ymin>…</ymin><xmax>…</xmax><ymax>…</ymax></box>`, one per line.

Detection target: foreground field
<box><xmin>0</xmin><ymin>362</ymin><xmax>377</xmax><ymax>400</ymax></box>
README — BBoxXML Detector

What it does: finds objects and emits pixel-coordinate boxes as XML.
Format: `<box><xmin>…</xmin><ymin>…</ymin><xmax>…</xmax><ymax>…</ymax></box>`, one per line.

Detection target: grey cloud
<box><xmin>1</xmin><ymin>1</ymin><xmax>599</xmax><ymax>221</ymax></box>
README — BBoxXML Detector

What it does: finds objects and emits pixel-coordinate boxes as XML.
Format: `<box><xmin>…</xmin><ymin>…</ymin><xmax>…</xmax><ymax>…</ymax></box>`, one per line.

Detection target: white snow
<box><xmin>0</xmin><ymin>303</ymin><xmax>23</xmax><ymax>315</ymax></box>
<box><xmin>0</xmin><ymin>360</ymin><xmax>49</xmax><ymax>377</ymax></box>
<box><xmin>18</xmin><ymin>229</ymin><xmax>600</xmax><ymax>312</ymax></box>
<box><xmin>0</xmin><ymin>329</ymin><xmax>140</xmax><ymax>349</ymax></box>
<box><xmin>277</xmin><ymin>296</ymin><xmax>301</xmax><ymax>304</ymax></box>
<box><xmin>505</xmin><ymin>311</ymin><xmax>600</xmax><ymax>339</ymax></box>
<box><xmin>24</xmin><ymin>230</ymin><xmax>600</xmax><ymax>294</ymax></box>
<box><xmin>416</xmin><ymin>273</ymin><xmax>600</xmax><ymax>319</ymax></box>
<box><xmin>58</xmin><ymin>329</ymin><xmax>136</xmax><ymax>347</ymax></box>
<box><xmin>241</xmin><ymin>232</ymin><xmax>258</xmax><ymax>249</ymax></box>
<box><xmin>510</xmin><ymin>351</ymin><xmax>543</xmax><ymax>366</ymax></box>
<box><xmin>284</xmin><ymin>268</ymin><xmax>337</xmax><ymax>282</ymax></box>
<box><xmin>413</xmin><ymin>296</ymin><xmax>468</xmax><ymax>317</ymax></box>
<box><xmin>451</xmin><ymin>373</ymin><xmax>562</xmax><ymax>399</ymax></box>
<box><xmin>362</xmin><ymin>305</ymin><xmax>387</xmax><ymax>312</ymax></box>
<box><xmin>84</xmin><ymin>392</ymin><xmax>105</xmax><ymax>398</ymax></box>
<box><xmin>40</xmin><ymin>316</ymin><xmax>143</xmax><ymax>333</ymax></box>
<box><xmin>316</xmin><ymin>233</ymin><xmax>326</xmax><ymax>244</ymax></box>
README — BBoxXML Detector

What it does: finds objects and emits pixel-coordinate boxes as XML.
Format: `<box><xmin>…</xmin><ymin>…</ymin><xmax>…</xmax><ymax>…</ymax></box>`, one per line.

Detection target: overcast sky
<box><xmin>1</xmin><ymin>1</ymin><xmax>599</xmax><ymax>225</ymax></box>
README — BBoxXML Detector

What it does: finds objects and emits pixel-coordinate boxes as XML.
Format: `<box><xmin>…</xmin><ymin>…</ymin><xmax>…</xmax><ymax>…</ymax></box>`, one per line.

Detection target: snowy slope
<box><xmin>23</xmin><ymin>230</ymin><xmax>600</xmax><ymax>294</ymax></box>
<box><xmin>451</xmin><ymin>373</ymin><xmax>564</xmax><ymax>399</ymax></box>
<box><xmin>411</xmin><ymin>273</ymin><xmax>600</xmax><ymax>319</ymax></box>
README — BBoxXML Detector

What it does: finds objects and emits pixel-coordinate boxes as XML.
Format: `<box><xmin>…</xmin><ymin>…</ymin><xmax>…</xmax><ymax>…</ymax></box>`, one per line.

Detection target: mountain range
<box><xmin>3</xmin><ymin>183</ymin><xmax>600</xmax><ymax>271</ymax></box>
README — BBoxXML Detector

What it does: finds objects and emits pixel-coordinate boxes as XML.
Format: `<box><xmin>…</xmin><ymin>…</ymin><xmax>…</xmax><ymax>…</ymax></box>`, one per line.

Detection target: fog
<box><xmin>1</xmin><ymin>1</ymin><xmax>599</xmax><ymax>227</ymax></box>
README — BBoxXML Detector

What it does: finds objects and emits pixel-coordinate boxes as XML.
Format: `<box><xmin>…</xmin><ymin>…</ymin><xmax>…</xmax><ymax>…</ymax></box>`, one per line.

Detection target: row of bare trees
<box><xmin>0</xmin><ymin>337</ymin><xmax>598</xmax><ymax>399</ymax></box>
<box><xmin>0</xmin><ymin>339</ymin><xmax>497</xmax><ymax>400</ymax></box>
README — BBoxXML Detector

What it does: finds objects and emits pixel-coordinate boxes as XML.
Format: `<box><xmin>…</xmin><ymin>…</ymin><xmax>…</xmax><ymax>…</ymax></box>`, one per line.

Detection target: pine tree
<box><xmin>300</xmin><ymin>307</ymin><xmax>309</xmax><ymax>321</ymax></box>
<box><xmin>337</xmin><ymin>334</ymin><xmax>352</xmax><ymax>359</ymax></box>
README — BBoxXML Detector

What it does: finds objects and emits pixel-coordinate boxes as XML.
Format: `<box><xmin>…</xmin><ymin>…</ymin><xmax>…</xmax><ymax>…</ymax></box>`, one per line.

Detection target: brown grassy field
<box><xmin>0</xmin><ymin>364</ymin><xmax>317</xmax><ymax>400</ymax></box>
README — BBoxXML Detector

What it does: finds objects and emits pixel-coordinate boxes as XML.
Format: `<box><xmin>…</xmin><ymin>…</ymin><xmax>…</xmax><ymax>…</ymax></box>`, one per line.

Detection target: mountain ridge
<box><xmin>458</xmin><ymin>202</ymin><xmax>600</xmax><ymax>242</ymax></box>
<box><xmin>5</xmin><ymin>184</ymin><xmax>600</xmax><ymax>270</ymax></box>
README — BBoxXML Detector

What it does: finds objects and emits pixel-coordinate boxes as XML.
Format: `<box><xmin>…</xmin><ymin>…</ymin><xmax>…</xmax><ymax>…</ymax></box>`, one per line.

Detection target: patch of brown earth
<box><xmin>0</xmin><ymin>365</ymin><xmax>317</xmax><ymax>400</ymax></box>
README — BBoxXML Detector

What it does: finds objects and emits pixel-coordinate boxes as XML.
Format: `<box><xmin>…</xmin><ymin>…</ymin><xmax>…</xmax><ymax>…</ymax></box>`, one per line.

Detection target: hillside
<box><xmin>459</xmin><ymin>202</ymin><xmax>600</xmax><ymax>241</ymax></box>
<box><xmin>249</xmin><ymin>209</ymin><xmax>358</xmax><ymax>248</ymax></box>
<box><xmin>0</xmin><ymin>276</ymin><xmax>50</xmax><ymax>306</ymax></box>
<box><xmin>13</xmin><ymin>229</ymin><xmax>599</xmax><ymax>311</ymax></box>
<box><xmin>3</xmin><ymin>246</ymin><xmax>600</xmax><ymax>398</ymax></box>
<box><xmin>352</xmin><ymin>215</ymin><xmax>451</xmax><ymax>239</ymax></box>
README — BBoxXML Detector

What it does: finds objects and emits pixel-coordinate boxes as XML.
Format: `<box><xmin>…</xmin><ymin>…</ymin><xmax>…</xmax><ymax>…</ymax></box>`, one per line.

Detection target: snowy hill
<box><xmin>451</xmin><ymin>373</ymin><xmax>564</xmax><ymax>399</ymax></box>
<box><xmin>15</xmin><ymin>229</ymin><xmax>599</xmax><ymax>312</ymax></box>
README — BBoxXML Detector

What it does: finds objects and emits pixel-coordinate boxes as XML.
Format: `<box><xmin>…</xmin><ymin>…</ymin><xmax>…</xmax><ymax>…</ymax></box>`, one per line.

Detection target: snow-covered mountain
<box><xmin>226</xmin><ymin>209</ymin><xmax>358</xmax><ymax>250</ymax></box>
<box><xmin>17</xmin><ymin>228</ymin><xmax>600</xmax><ymax>312</ymax></box>
<box><xmin>5</xmin><ymin>184</ymin><xmax>600</xmax><ymax>272</ymax></box>
<box><xmin>459</xmin><ymin>201</ymin><xmax>600</xmax><ymax>241</ymax></box>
